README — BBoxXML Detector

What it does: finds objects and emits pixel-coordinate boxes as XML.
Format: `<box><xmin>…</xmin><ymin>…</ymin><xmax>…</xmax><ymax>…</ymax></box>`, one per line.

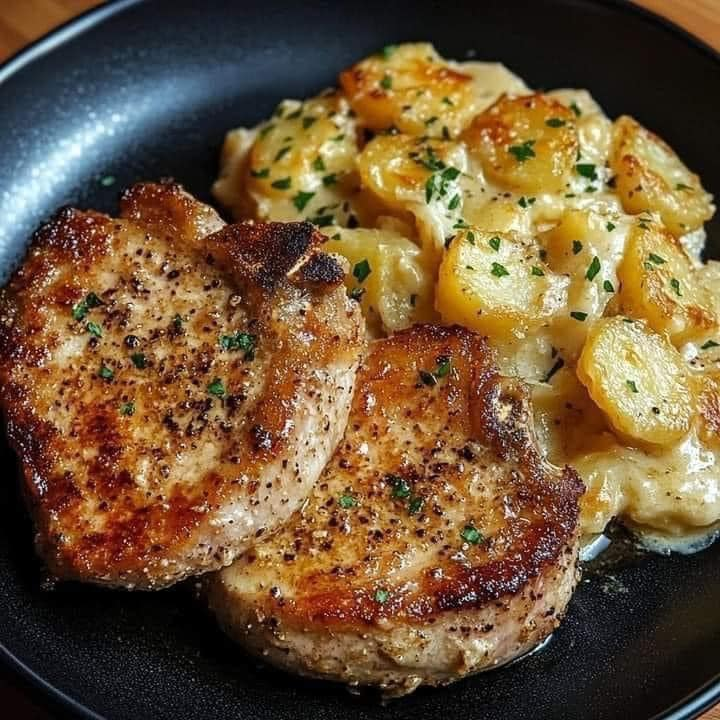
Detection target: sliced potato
<box><xmin>326</xmin><ymin>227</ymin><xmax>436</xmax><ymax>335</ymax></box>
<box><xmin>617</xmin><ymin>223</ymin><xmax>717</xmax><ymax>344</ymax></box>
<box><xmin>577</xmin><ymin>317</ymin><xmax>694</xmax><ymax>445</ymax></box>
<box><xmin>542</xmin><ymin>209</ymin><xmax>629</xmax><ymax>357</ymax></box>
<box><xmin>461</xmin><ymin>93</ymin><xmax>579</xmax><ymax>193</ymax></box>
<box><xmin>610</xmin><ymin>115</ymin><xmax>714</xmax><ymax>236</ymax></box>
<box><xmin>244</xmin><ymin>93</ymin><xmax>360</xmax><ymax>225</ymax></box>
<box><xmin>436</xmin><ymin>228</ymin><xmax>568</xmax><ymax>336</ymax></box>
<box><xmin>339</xmin><ymin>43</ymin><xmax>477</xmax><ymax>137</ymax></box>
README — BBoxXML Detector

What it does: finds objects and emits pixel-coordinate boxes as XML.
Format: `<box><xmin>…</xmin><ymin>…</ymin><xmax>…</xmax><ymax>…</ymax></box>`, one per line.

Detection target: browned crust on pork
<box><xmin>222</xmin><ymin>324</ymin><xmax>583</xmax><ymax>630</ymax></box>
<box><xmin>0</xmin><ymin>183</ymin><xmax>363</xmax><ymax>588</ymax></box>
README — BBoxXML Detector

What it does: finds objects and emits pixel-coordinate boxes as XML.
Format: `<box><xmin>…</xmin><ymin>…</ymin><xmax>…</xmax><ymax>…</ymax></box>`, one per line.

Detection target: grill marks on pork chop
<box><xmin>0</xmin><ymin>182</ymin><xmax>365</xmax><ymax>589</ymax></box>
<box><xmin>207</xmin><ymin>325</ymin><xmax>583</xmax><ymax>694</ymax></box>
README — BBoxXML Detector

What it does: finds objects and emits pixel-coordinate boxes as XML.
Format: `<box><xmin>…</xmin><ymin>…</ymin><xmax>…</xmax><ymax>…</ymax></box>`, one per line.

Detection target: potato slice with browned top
<box><xmin>577</xmin><ymin>317</ymin><xmax>694</xmax><ymax>445</ymax></box>
<box><xmin>610</xmin><ymin>115</ymin><xmax>714</xmax><ymax>236</ymax></box>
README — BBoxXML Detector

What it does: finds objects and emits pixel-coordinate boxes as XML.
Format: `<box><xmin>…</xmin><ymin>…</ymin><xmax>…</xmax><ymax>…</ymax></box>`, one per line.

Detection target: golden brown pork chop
<box><xmin>207</xmin><ymin>324</ymin><xmax>583</xmax><ymax>695</ymax></box>
<box><xmin>0</xmin><ymin>182</ymin><xmax>365</xmax><ymax>589</ymax></box>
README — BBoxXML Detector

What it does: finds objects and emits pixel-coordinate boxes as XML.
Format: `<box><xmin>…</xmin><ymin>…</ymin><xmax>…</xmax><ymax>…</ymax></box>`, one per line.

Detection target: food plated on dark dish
<box><xmin>1</xmin><ymin>1</ymin><xmax>720</xmax><ymax>719</ymax></box>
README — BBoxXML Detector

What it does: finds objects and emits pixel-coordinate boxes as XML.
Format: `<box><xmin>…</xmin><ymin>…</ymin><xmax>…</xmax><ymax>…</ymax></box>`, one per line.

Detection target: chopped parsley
<box><xmin>219</xmin><ymin>331</ymin><xmax>257</xmax><ymax>360</ymax></box>
<box><xmin>207</xmin><ymin>378</ymin><xmax>226</xmax><ymax>398</ymax></box>
<box><xmin>292</xmin><ymin>190</ymin><xmax>315</xmax><ymax>212</ymax></box>
<box><xmin>546</xmin><ymin>118</ymin><xmax>566</xmax><ymax>128</ymax></box>
<box><xmin>322</xmin><ymin>173</ymin><xmax>337</xmax><ymax>186</ymax></box>
<box><xmin>274</xmin><ymin>146</ymin><xmax>291</xmax><ymax>162</ymax></box>
<box><xmin>572</xmin><ymin>240</ymin><xmax>583</xmax><ymax>255</ymax></box>
<box><xmin>408</xmin><ymin>496</ymin><xmax>424</xmax><ymax>515</ymax></box>
<box><xmin>312</xmin><ymin>156</ymin><xmax>326</xmax><ymax>172</ymax></box>
<box><xmin>424</xmin><ymin>116</ymin><xmax>438</xmax><ymax>126</ymax></box>
<box><xmin>389</xmin><ymin>475</ymin><xmax>411</xmax><ymax>499</ymax></box>
<box><xmin>72</xmin><ymin>292</ymin><xmax>103</xmax><ymax>321</ymax></box>
<box><xmin>648</xmin><ymin>253</ymin><xmax>666</xmax><ymax>265</ymax></box>
<box><xmin>701</xmin><ymin>340</ymin><xmax>720</xmax><ymax>350</ymax></box>
<box><xmin>339</xmin><ymin>494</ymin><xmax>357</xmax><ymax>509</ymax></box>
<box><xmin>349</xmin><ymin>287</ymin><xmax>365</xmax><ymax>302</ymax></box>
<box><xmin>491</xmin><ymin>262</ymin><xmax>510</xmax><ymax>278</ymax></box>
<box><xmin>603</xmin><ymin>279</ymin><xmax>615</xmax><ymax>293</ymax></box>
<box><xmin>508</xmin><ymin>139</ymin><xmax>536</xmax><ymax>162</ymax></box>
<box><xmin>585</xmin><ymin>256</ymin><xmax>601</xmax><ymax>281</ymax></box>
<box><xmin>250</xmin><ymin>167</ymin><xmax>270</xmax><ymax>178</ymax></box>
<box><xmin>448</xmin><ymin>193</ymin><xmax>461</xmax><ymax>210</ymax></box>
<box><xmin>531</xmin><ymin>265</ymin><xmax>545</xmax><ymax>277</ymax></box>
<box><xmin>670</xmin><ymin>278</ymin><xmax>682</xmax><ymax>296</ymax></box>
<box><xmin>86</xmin><ymin>321</ymin><xmax>102</xmax><ymax>338</ymax></box>
<box><xmin>307</xmin><ymin>214</ymin><xmax>334</xmax><ymax>227</ymax></box>
<box><xmin>434</xmin><ymin>355</ymin><xmax>452</xmax><ymax>378</ymax></box>
<box><xmin>575</xmin><ymin>163</ymin><xmax>598</xmax><ymax>181</ymax></box>
<box><xmin>466</xmin><ymin>231</ymin><xmax>476</xmax><ymax>245</ymax></box>
<box><xmin>380</xmin><ymin>44</ymin><xmax>397</xmax><ymax>60</ymax></box>
<box><xmin>488</xmin><ymin>236</ymin><xmax>501</xmax><ymax>252</ymax></box>
<box><xmin>271</xmin><ymin>177</ymin><xmax>291</xmax><ymax>190</ymax></box>
<box><xmin>302</xmin><ymin>116</ymin><xmax>317</xmax><ymax>129</ymax></box>
<box><xmin>353</xmin><ymin>259</ymin><xmax>371</xmax><ymax>283</ymax></box>
<box><xmin>380</xmin><ymin>73</ymin><xmax>393</xmax><ymax>90</ymax></box>
<box><xmin>460</xmin><ymin>524</ymin><xmax>483</xmax><ymax>545</ymax></box>
<box><xmin>676</xmin><ymin>183</ymin><xmax>692</xmax><ymax>191</ymax></box>
<box><xmin>130</xmin><ymin>352</ymin><xmax>147</xmax><ymax>369</ymax></box>
<box><xmin>419</xmin><ymin>370</ymin><xmax>437</xmax><ymax>386</ymax></box>
<box><xmin>626</xmin><ymin>379</ymin><xmax>639</xmax><ymax>393</ymax></box>
<box><xmin>606</xmin><ymin>221</ymin><xmax>616</xmax><ymax>232</ymax></box>
<box><xmin>544</xmin><ymin>357</ymin><xmax>565</xmax><ymax>383</ymax></box>
<box><xmin>570</xmin><ymin>101</ymin><xmax>582</xmax><ymax>117</ymax></box>
<box><xmin>570</xmin><ymin>310</ymin><xmax>588</xmax><ymax>321</ymax></box>
<box><xmin>259</xmin><ymin>123</ymin><xmax>275</xmax><ymax>138</ymax></box>
<box><xmin>119</xmin><ymin>401</ymin><xmax>135</xmax><ymax>417</ymax></box>
<box><xmin>518</xmin><ymin>196</ymin><xmax>536</xmax><ymax>208</ymax></box>
<box><xmin>374</xmin><ymin>588</ymin><xmax>390</xmax><ymax>604</ymax></box>
<box><xmin>98</xmin><ymin>364</ymin><xmax>114</xmax><ymax>380</ymax></box>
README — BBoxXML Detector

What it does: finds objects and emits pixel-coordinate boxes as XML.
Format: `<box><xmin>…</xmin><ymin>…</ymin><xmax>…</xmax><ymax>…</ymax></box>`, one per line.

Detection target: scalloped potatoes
<box><xmin>214</xmin><ymin>42</ymin><xmax>720</xmax><ymax>550</ymax></box>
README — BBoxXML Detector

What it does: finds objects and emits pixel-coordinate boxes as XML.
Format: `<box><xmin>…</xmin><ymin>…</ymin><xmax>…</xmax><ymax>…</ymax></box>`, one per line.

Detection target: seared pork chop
<box><xmin>207</xmin><ymin>325</ymin><xmax>583</xmax><ymax>695</ymax></box>
<box><xmin>0</xmin><ymin>182</ymin><xmax>365</xmax><ymax>589</ymax></box>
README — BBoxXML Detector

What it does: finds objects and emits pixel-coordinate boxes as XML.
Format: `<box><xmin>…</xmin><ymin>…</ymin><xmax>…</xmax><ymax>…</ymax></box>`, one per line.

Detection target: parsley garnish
<box><xmin>448</xmin><ymin>193</ymin><xmax>461</xmax><ymax>210</ymax></box>
<box><xmin>207</xmin><ymin>378</ymin><xmax>226</xmax><ymax>397</ymax></box>
<box><xmin>292</xmin><ymin>190</ymin><xmax>315</xmax><ymax>212</ymax></box>
<box><xmin>380</xmin><ymin>73</ymin><xmax>393</xmax><ymax>90</ymax></box>
<box><xmin>353</xmin><ymin>259</ymin><xmax>371</xmax><ymax>283</ymax></box>
<box><xmin>259</xmin><ymin>124</ymin><xmax>275</xmax><ymax>138</ymax></box>
<box><xmin>389</xmin><ymin>475</ymin><xmax>411</xmax><ymax>499</ymax></box>
<box><xmin>544</xmin><ymin>357</ymin><xmax>565</xmax><ymax>383</ymax></box>
<box><xmin>72</xmin><ymin>292</ymin><xmax>103</xmax><ymax>321</ymax></box>
<box><xmin>676</xmin><ymin>183</ymin><xmax>692</xmax><ymax>191</ymax></box>
<box><xmin>570</xmin><ymin>311</ymin><xmax>588</xmax><ymax>321</ymax></box>
<box><xmin>648</xmin><ymin>253</ymin><xmax>666</xmax><ymax>265</ymax></box>
<box><xmin>670</xmin><ymin>278</ymin><xmax>682</xmax><ymax>296</ymax></box>
<box><xmin>274</xmin><ymin>146</ymin><xmax>291</xmax><ymax>162</ymax></box>
<box><xmin>508</xmin><ymin>139</ymin><xmax>536</xmax><ymax>162</ymax></box>
<box><xmin>606</xmin><ymin>221</ymin><xmax>616</xmax><ymax>232</ymax></box>
<box><xmin>250</xmin><ymin>167</ymin><xmax>270</xmax><ymax>178</ymax></box>
<box><xmin>381</xmin><ymin>44</ymin><xmax>397</xmax><ymax>59</ymax></box>
<box><xmin>626</xmin><ymin>379</ymin><xmax>639</xmax><ymax>393</ymax></box>
<box><xmin>312</xmin><ymin>156</ymin><xmax>326</xmax><ymax>172</ymax></box>
<box><xmin>86</xmin><ymin>321</ymin><xmax>102</xmax><ymax>338</ymax></box>
<box><xmin>546</xmin><ymin>118</ymin><xmax>566</xmax><ymax>128</ymax></box>
<box><xmin>119</xmin><ymin>401</ymin><xmax>135</xmax><ymax>416</ymax></box>
<box><xmin>98</xmin><ymin>365</ymin><xmax>114</xmax><ymax>380</ymax></box>
<box><xmin>271</xmin><ymin>177</ymin><xmax>291</xmax><ymax>190</ymax></box>
<box><xmin>575</xmin><ymin>163</ymin><xmax>598</xmax><ymax>181</ymax></box>
<box><xmin>308</xmin><ymin>214</ymin><xmax>334</xmax><ymax>227</ymax></box>
<box><xmin>460</xmin><ymin>524</ymin><xmax>483</xmax><ymax>545</ymax></box>
<box><xmin>302</xmin><ymin>116</ymin><xmax>316</xmax><ymax>129</ymax></box>
<box><xmin>322</xmin><ymin>174</ymin><xmax>337</xmax><ymax>186</ymax></box>
<box><xmin>435</xmin><ymin>355</ymin><xmax>452</xmax><ymax>378</ymax></box>
<box><xmin>603</xmin><ymin>280</ymin><xmax>615</xmax><ymax>293</ymax></box>
<box><xmin>489</xmin><ymin>236</ymin><xmax>501</xmax><ymax>252</ymax></box>
<box><xmin>585</xmin><ymin>256</ymin><xmax>601</xmax><ymax>281</ymax></box>
<box><xmin>131</xmin><ymin>352</ymin><xmax>147</xmax><ymax>369</ymax></box>
<box><xmin>531</xmin><ymin>265</ymin><xmax>545</xmax><ymax>277</ymax></box>
<box><xmin>349</xmin><ymin>287</ymin><xmax>365</xmax><ymax>302</ymax></box>
<box><xmin>374</xmin><ymin>588</ymin><xmax>390</xmax><ymax>604</ymax></box>
<box><xmin>518</xmin><ymin>196</ymin><xmax>536</xmax><ymax>208</ymax></box>
<box><xmin>339</xmin><ymin>494</ymin><xmax>357</xmax><ymax>509</ymax></box>
<box><xmin>491</xmin><ymin>262</ymin><xmax>510</xmax><ymax>278</ymax></box>
<box><xmin>701</xmin><ymin>340</ymin><xmax>720</xmax><ymax>350</ymax></box>
<box><xmin>219</xmin><ymin>332</ymin><xmax>256</xmax><ymax>360</ymax></box>
<box><xmin>570</xmin><ymin>101</ymin><xmax>582</xmax><ymax>117</ymax></box>
<box><xmin>572</xmin><ymin>240</ymin><xmax>583</xmax><ymax>255</ymax></box>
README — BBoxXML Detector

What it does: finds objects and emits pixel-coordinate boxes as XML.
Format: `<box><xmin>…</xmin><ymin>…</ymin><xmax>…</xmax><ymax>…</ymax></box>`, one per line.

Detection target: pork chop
<box><xmin>207</xmin><ymin>324</ymin><xmax>583</xmax><ymax>695</ymax></box>
<box><xmin>0</xmin><ymin>182</ymin><xmax>365</xmax><ymax>589</ymax></box>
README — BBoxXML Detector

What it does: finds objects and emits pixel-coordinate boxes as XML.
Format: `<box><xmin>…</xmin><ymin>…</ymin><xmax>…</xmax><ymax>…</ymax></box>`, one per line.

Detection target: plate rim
<box><xmin>0</xmin><ymin>0</ymin><xmax>719</xmax><ymax>718</ymax></box>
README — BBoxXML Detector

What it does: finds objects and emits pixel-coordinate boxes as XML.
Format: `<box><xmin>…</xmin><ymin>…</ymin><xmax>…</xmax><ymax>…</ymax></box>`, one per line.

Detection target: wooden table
<box><xmin>0</xmin><ymin>1</ymin><xmax>718</xmax><ymax>718</ymax></box>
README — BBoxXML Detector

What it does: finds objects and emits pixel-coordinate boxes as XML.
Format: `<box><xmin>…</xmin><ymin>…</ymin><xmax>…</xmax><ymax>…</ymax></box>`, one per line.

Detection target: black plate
<box><xmin>1</xmin><ymin>1</ymin><xmax>720</xmax><ymax>718</ymax></box>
